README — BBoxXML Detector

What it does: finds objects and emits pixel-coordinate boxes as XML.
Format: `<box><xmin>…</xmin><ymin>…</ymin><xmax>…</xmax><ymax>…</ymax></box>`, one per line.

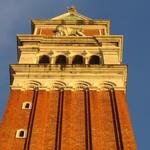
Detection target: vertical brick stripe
<box><xmin>90</xmin><ymin>90</ymin><xmax>118</xmax><ymax>149</ymax></box>
<box><xmin>109</xmin><ymin>90</ymin><xmax>124</xmax><ymax>150</ymax></box>
<box><xmin>55</xmin><ymin>89</ymin><xmax>64</xmax><ymax>150</ymax></box>
<box><xmin>24</xmin><ymin>89</ymin><xmax>38</xmax><ymax>150</ymax></box>
<box><xmin>115</xmin><ymin>91</ymin><xmax>137</xmax><ymax>149</ymax></box>
<box><xmin>100</xmin><ymin>91</ymin><xmax>117</xmax><ymax>149</ymax></box>
<box><xmin>45</xmin><ymin>90</ymin><xmax>59</xmax><ymax>149</ymax></box>
<box><xmin>29</xmin><ymin>90</ymin><xmax>49</xmax><ymax>149</ymax></box>
<box><xmin>90</xmin><ymin>90</ymin><xmax>103</xmax><ymax>149</ymax></box>
<box><xmin>84</xmin><ymin>89</ymin><xmax>93</xmax><ymax>150</ymax></box>
<box><xmin>61</xmin><ymin>90</ymin><xmax>86</xmax><ymax>150</ymax></box>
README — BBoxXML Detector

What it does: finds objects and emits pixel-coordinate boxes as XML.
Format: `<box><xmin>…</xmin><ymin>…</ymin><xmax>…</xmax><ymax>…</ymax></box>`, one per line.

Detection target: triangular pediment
<box><xmin>51</xmin><ymin>7</ymin><xmax>92</xmax><ymax>21</ymax></box>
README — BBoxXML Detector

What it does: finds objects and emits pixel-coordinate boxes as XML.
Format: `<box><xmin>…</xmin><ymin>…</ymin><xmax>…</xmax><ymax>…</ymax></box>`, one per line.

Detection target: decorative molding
<box><xmin>10</xmin><ymin>79</ymin><xmax>126</xmax><ymax>92</ymax></box>
<box><xmin>10</xmin><ymin>64</ymin><xmax>127</xmax><ymax>92</ymax></box>
<box><xmin>55</xmin><ymin>25</ymin><xmax>85</xmax><ymax>37</ymax></box>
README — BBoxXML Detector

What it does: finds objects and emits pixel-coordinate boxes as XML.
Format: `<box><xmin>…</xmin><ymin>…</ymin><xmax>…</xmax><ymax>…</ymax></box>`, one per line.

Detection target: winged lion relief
<box><xmin>55</xmin><ymin>25</ymin><xmax>85</xmax><ymax>37</ymax></box>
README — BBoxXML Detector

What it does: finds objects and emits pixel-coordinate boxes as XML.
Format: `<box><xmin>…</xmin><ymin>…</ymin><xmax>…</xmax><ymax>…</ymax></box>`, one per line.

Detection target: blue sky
<box><xmin>0</xmin><ymin>0</ymin><xmax>149</xmax><ymax>149</ymax></box>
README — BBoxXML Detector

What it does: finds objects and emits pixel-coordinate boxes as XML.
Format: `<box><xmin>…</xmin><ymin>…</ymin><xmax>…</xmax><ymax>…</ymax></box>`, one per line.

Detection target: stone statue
<box><xmin>55</xmin><ymin>25</ymin><xmax>85</xmax><ymax>36</ymax></box>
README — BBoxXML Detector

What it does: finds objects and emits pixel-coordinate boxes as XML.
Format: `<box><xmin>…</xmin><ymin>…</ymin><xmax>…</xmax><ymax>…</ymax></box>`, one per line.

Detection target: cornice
<box><xmin>10</xmin><ymin>86</ymin><xmax>126</xmax><ymax>92</ymax></box>
<box><xmin>18</xmin><ymin>46</ymin><xmax>120</xmax><ymax>52</ymax></box>
<box><xmin>10</xmin><ymin>64</ymin><xmax>127</xmax><ymax>72</ymax></box>
<box><xmin>31</xmin><ymin>20</ymin><xmax>110</xmax><ymax>25</ymax></box>
<box><xmin>17</xmin><ymin>35</ymin><xmax>123</xmax><ymax>46</ymax></box>
<box><xmin>9</xmin><ymin>64</ymin><xmax>127</xmax><ymax>86</ymax></box>
<box><xmin>9</xmin><ymin>64</ymin><xmax>127</xmax><ymax>92</ymax></box>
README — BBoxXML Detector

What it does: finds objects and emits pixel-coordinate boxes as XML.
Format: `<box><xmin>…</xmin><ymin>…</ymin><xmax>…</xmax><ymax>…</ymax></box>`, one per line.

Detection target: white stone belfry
<box><xmin>10</xmin><ymin>8</ymin><xmax>127</xmax><ymax>92</ymax></box>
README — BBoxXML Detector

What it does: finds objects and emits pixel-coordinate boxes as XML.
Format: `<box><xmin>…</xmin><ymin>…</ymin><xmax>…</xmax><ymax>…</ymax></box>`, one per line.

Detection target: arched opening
<box><xmin>39</xmin><ymin>55</ymin><xmax>50</xmax><ymax>64</ymax></box>
<box><xmin>89</xmin><ymin>55</ymin><xmax>101</xmax><ymax>64</ymax></box>
<box><xmin>56</xmin><ymin>55</ymin><xmax>67</xmax><ymax>65</ymax></box>
<box><xmin>72</xmin><ymin>55</ymin><xmax>84</xmax><ymax>64</ymax></box>
<box><xmin>22</xmin><ymin>102</ymin><xmax>32</xmax><ymax>109</ymax></box>
<box><xmin>16</xmin><ymin>129</ymin><xmax>27</xmax><ymax>138</ymax></box>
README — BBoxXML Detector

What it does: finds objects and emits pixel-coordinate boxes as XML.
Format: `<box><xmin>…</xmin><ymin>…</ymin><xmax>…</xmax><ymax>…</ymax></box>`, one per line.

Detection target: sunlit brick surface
<box><xmin>0</xmin><ymin>90</ymin><xmax>136</xmax><ymax>149</ymax></box>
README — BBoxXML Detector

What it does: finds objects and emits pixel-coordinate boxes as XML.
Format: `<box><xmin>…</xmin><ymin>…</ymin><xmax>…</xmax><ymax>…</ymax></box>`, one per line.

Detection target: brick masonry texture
<box><xmin>0</xmin><ymin>89</ymin><xmax>136</xmax><ymax>150</ymax></box>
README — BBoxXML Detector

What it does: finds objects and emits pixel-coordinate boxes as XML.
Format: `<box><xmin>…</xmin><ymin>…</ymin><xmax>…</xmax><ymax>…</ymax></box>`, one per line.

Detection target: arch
<box><xmin>39</xmin><ymin>55</ymin><xmax>50</xmax><ymax>64</ymax></box>
<box><xmin>69</xmin><ymin>80</ymin><xmax>92</xmax><ymax>89</ymax></box>
<box><xmin>72</xmin><ymin>55</ymin><xmax>84</xmax><ymax>64</ymax></box>
<box><xmin>89</xmin><ymin>55</ymin><xmax>101</xmax><ymax>64</ymax></box>
<box><xmin>23</xmin><ymin>80</ymin><xmax>42</xmax><ymax>89</ymax></box>
<box><xmin>56</xmin><ymin>55</ymin><xmax>67</xmax><ymax>65</ymax></box>
<box><xmin>51</xmin><ymin>80</ymin><xmax>67</xmax><ymax>89</ymax></box>
<box><xmin>99</xmin><ymin>81</ymin><xmax>116</xmax><ymax>90</ymax></box>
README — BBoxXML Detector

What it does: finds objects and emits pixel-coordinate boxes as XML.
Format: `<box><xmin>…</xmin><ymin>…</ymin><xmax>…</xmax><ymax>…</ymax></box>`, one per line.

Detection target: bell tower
<box><xmin>0</xmin><ymin>7</ymin><xmax>136</xmax><ymax>149</ymax></box>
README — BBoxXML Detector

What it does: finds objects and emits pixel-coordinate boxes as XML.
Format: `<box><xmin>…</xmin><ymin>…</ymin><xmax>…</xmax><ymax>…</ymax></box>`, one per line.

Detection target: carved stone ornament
<box><xmin>55</xmin><ymin>25</ymin><xmax>85</xmax><ymax>37</ymax></box>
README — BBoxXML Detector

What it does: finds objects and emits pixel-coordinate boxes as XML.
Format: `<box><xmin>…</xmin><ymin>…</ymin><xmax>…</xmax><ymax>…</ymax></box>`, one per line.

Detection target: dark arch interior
<box><xmin>89</xmin><ymin>55</ymin><xmax>100</xmax><ymax>64</ymax></box>
<box><xmin>39</xmin><ymin>55</ymin><xmax>50</xmax><ymax>64</ymax></box>
<box><xmin>56</xmin><ymin>55</ymin><xmax>67</xmax><ymax>65</ymax></box>
<box><xmin>72</xmin><ymin>55</ymin><xmax>84</xmax><ymax>64</ymax></box>
<box><xmin>19</xmin><ymin>131</ymin><xmax>24</xmax><ymax>137</ymax></box>
<box><xmin>25</xmin><ymin>103</ymin><xmax>30</xmax><ymax>109</ymax></box>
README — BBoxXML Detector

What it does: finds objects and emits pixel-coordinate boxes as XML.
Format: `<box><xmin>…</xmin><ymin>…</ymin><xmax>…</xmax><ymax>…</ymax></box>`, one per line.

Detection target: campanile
<box><xmin>0</xmin><ymin>7</ymin><xmax>136</xmax><ymax>150</ymax></box>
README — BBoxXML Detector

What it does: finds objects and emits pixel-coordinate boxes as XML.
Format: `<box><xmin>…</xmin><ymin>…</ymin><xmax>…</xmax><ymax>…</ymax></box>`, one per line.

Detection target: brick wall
<box><xmin>0</xmin><ymin>90</ymin><xmax>33</xmax><ymax>150</ymax></box>
<box><xmin>0</xmin><ymin>89</ymin><xmax>136</xmax><ymax>149</ymax></box>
